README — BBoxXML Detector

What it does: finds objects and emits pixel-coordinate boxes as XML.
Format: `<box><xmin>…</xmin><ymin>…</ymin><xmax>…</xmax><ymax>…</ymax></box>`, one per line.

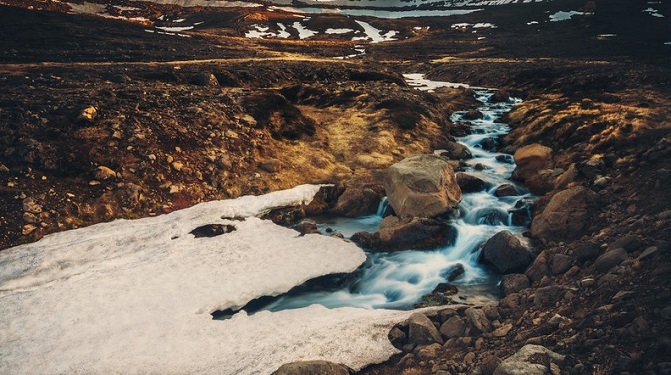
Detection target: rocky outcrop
<box><xmin>272</xmin><ymin>361</ymin><xmax>353</xmax><ymax>375</ymax></box>
<box><xmin>512</xmin><ymin>144</ymin><xmax>554</xmax><ymax>194</ymax></box>
<box><xmin>530</xmin><ymin>186</ymin><xmax>599</xmax><ymax>242</ymax></box>
<box><xmin>480</xmin><ymin>231</ymin><xmax>534</xmax><ymax>274</ymax></box>
<box><xmin>350</xmin><ymin>217</ymin><xmax>456</xmax><ymax>252</ymax></box>
<box><xmin>384</xmin><ymin>154</ymin><xmax>462</xmax><ymax>218</ymax></box>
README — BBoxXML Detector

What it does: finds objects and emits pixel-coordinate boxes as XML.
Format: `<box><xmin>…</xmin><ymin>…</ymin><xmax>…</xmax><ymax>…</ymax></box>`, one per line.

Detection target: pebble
<box><xmin>172</xmin><ymin>162</ymin><xmax>184</xmax><ymax>171</ymax></box>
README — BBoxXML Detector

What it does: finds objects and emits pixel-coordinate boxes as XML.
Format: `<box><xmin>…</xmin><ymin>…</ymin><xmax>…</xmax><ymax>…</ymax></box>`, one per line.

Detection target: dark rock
<box><xmin>388</xmin><ymin>325</ymin><xmax>407</xmax><ymax>350</ymax></box>
<box><xmin>414</xmin><ymin>343</ymin><xmax>442</xmax><ymax>360</ymax></box>
<box><xmin>575</xmin><ymin>241</ymin><xmax>601</xmax><ymax>262</ymax></box>
<box><xmin>456</xmin><ymin>173</ymin><xmax>486</xmax><ymax>193</ymax></box>
<box><xmin>443</xmin><ymin>263</ymin><xmax>465</xmax><ymax>282</ymax></box>
<box><xmin>481</xmin><ymin>231</ymin><xmax>533</xmax><ymax>274</ymax></box>
<box><xmin>352</xmin><ymin>217</ymin><xmax>457</xmax><ymax>252</ymax></box>
<box><xmin>408</xmin><ymin>312</ymin><xmax>444</xmax><ymax>346</ymax></box>
<box><xmin>490</xmin><ymin>90</ymin><xmax>511</xmax><ymax>102</ymax></box>
<box><xmin>608</xmin><ymin>235</ymin><xmax>643</xmax><ymax>253</ymax></box>
<box><xmin>293</xmin><ymin>222</ymin><xmax>320</xmax><ymax>235</ymax></box>
<box><xmin>509</xmin><ymin>197</ymin><xmax>533</xmax><ymax>226</ymax></box>
<box><xmin>534</xmin><ymin>285</ymin><xmax>563</xmax><ymax>307</ymax></box>
<box><xmin>271</xmin><ymin>360</ymin><xmax>353</xmax><ymax>375</ymax></box>
<box><xmin>416</xmin><ymin>283</ymin><xmax>458</xmax><ymax>307</ymax></box>
<box><xmin>333</xmin><ymin>185</ymin><xmax>384</xmax><ymax>217</ymax></box>
<box><xmin>496</xmin><ymin>154</ymin><xmax>514</xmax><ymax>164</ymax></box>
<box><xmin>475</xmin><ymin>163</ymin><xmax>485</xmax><ymax>171</ymax></box>
<box><xmin>483</xmin><ymin>303</ymin><xmax>501</xmax><ymax>321</ymax></box>
<box><xmin>464</xmin><ymin>109</ymin><xmax>484</xmax><ymax>120</ymax></box>
<box><xmin>440</xmin><ymin>316</ymin><xmax>466</xmax><ymax>339</ymax></box>
<box><xmin>594</xmin><ymin>248</ymin><xmax>628</xmax><ymax>273</ymax></box>
<box><xmin>525</xmin><ymin>251</ymin><xmax>549</xmax><ymax>283</ymax></box>
<box><xmin>530</xmin><ymin>186</ymin><xmax>599</xmax><ymax>242</ymax></box>
<box><xmin>441</xmin><ymin>141</ymin><xmax>473</xmax><ymax>160</ymax></box>
<box><xmin>550</xmin><ymin>254</ymin><xmax>573</xmax><ymax>275</ymax></box>
<box><xmin>189</xmin><ymin>72</ymin><xmax>219</xmax><ymax>87</ymax></box>
<box><xmin>480</xmin><ymin>137</ymin><xmax>498</xmax><ymax>151</ymax></box>
<box><xmin>494</xmin><ymin>184</ymin><xmax>519</xmax><ymax>197</ymax></box>
<box><xmin>501</xmin><ymin>274</ymin><xmax>530</xmax><ymax>296</ymax></box>
<box><xmin>465</xmin><ymin>307</ymin><xmax>492</xmax><ymax>333</ymax></box>
<box><xmin>190</xmin><ymin>224</ymin><xmax>236</xmax><ymax>238</ymax></box>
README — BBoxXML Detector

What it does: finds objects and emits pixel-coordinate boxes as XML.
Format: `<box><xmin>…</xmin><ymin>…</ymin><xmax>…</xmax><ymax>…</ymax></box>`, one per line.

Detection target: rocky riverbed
<box><xmin>1</xmin><ymin>0</ymin><xmax>670</xmax><ymax>374</ymax></box>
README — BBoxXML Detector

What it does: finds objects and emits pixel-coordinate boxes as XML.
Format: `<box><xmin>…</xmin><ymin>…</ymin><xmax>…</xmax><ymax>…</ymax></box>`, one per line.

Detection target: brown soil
<box><xmin>1</xmin><ymin>0</ymin><xmax>670</xmax><ymax>374</ymax></box>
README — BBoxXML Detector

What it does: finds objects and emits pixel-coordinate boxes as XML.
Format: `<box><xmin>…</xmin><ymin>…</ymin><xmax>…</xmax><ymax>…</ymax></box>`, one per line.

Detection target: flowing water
<box><xmin>219</xmin><ymin>76</ymin><xmax>529</xmax><ymax>316</ymax></box>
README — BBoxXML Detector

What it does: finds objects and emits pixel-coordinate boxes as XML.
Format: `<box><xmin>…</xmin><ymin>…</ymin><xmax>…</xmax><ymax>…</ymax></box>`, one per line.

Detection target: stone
<box><xmin>512</xmin><ymin>144</ymin><xmax>553</xmax><ymax>194</ymax></box>
<box><xmin>440</xmin><ymin>141</ymin><xmax>473</xmax><ymax>160</ymax></box>
<box><xmin>490</xmin><ymin>90</ymin><xmax>511</xmax><ymax>102</ymax></box>
<box><xmin>554</xmin><ymin>163</ymin><xmax>579</xmax><ymax>190</ymax></box>
<box><xmin>351</xmin><ymin>217</ymin><xmax>457</xmax><ymax>252</ymax></box>
<box><xmin>189</xmin><ymin>72</ymin><xmax>219</xmax><ymax>87</ymax></box>
<box><xmin>609</xmin><ymin>235</ymin><xmax>643</xmax><ymax>253</ymax></box>
<box><xmin>384</xmin><ymin>154</ymin><xmax>462</xmax><ymax>218</ymax></box>
<box><xmin>534</xmin><ymin>285</ymin><xmax>563</xmax><ymax>307</ymax></box>
<box><xmin>0</xmin><ymin>163</ymin><xmax>9</xmax><ymax>172</ymax></box>
<box><xmin>443</xmin><ymin>263</ymin><xmax>465</xmax><ymax>282</ymax></box>
<box><xmin>271</xmin><ymin>360</ymin><xmax>352</xmax><ymax>375</ymax></box>
<box><xmin>22</xmin><ymin>197</ymin><xmax>43</xmax><ymax>214</ymax></box>
<box><xmin>594</xmin><ymin>248</ymin><xmax>628</xmax><ymax>273</ymax></box>
<box><xmin>501</xmin><ymin>273</ymin><xmax>530</xmax><ymax>297</ymax></box>
<box><xmin>494</xmin><ymin>344</ymin><xmax>565</xmax><ymax>375</ymax></box>
<box><xmin>480</xmin><ymin>137</ymin><xmax>498</xmax><ymax>151</ymax></box>
<box><xmin>408</xmin><ymin>312</ymin><xmax>444</xmax><ymax>346</ymax></box>
<box><xmin>260</xmin><ymin>159</ymin><xmax>282</xmax><ymax>173</ymax></box>
<box><xmin>416</xmin><ymin>283</ymin><xmax>458</xmax><ymax>307</ymax></box>
<box><xmin>494</xmin><ymin>184</ymin><xmax>519</xmax><ymax>197</ymax></box>
<box><xmin>530</xmin><ymin>186</ymin><xmax>599</xmax><ymax>242</ymax></box>
<box><xmin>637</xmin><ymin>246</ymin><xmax>660</xmax><ymax>261</ymax></box>
<box><xmin>22</xmin><ymin>224</ymin><xmax>37</xmax><ymax>235</ymax></box>
<box><xmin>77</xmin><ymin>106</ymin><xmax>97</xmax><ymax>122</ymax></box>
<box><xmin>171</xmin><ymin>162</ymin><xmax>184</xmax><ymax>171</ymax></box>
<box><xmin>456</xmin><ymin>173</ymin><xmax>486</xmax><ymax>193</ymax></box>
<box><xmin>574</xmin><ymin>241</ymin><xmax>601</xmax><ymax>262</ymax></box>
<box><xmin>333</xmin><ymin>186</ymin><xmax>383</xmax><ymax>217</ymax></box>
<box><xmin>550</xmin><ymin>254</ymin><xmax>573</xmax><ymax>275</ymax></box>
<box><xmin>481</xmin><ymin>231</ymin><xmax>533</xmax><ymax>274</ymax></box>
<box><xmin>463</xmin><ymin>109</ymin><xmax>484</xmax><ymax>120</ymax></box>
<box><xmin>94</xmin><ymin>166</ymin><xmax>116</xmax><ymax>180</ymax></box>
<box><xmin>415</xmin><ymin>343</ymin><xmax>442</xmax><ymax>360</ymax></box>
<box><xmin>483</xmin><ymin>303</ymin><xmax>501</xmax><ymax>321</ymax></box>
<box><xmin>525</xmin><ymin>251</ymin><xmax>549</xmax><ymax>283</ymax></box>
<box><xmin>440</xmin><ymin>316</ymin><xmax>466</xmax><ymax>339</ymax></box>
<box><xmin>493</xmin><ymin>324</ymin><xmax>513</xmax><ymax>337</ymax></box>
<box><xmin>465</xmin><ymin>307</ymin><xmax>492</xmax><ymax>333</ymax></box>
<box><xmin>388</xmin><ymin>325</ymin><xmax>407</xmax><ymax>350</ymax></box>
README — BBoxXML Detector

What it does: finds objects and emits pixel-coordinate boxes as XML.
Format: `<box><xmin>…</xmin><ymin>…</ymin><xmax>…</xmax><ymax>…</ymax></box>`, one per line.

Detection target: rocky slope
<box><xmin>1</xmin><ymin>1</ymin><xmax>670</xmax><ymax>374</ymax></box>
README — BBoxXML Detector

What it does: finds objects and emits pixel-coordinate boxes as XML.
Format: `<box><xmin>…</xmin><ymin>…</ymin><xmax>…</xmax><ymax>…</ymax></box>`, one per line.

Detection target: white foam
<box><xmin>0</xmin><ymin>185</ymin><xmax>400</xmax><ymax>374</ymax></box>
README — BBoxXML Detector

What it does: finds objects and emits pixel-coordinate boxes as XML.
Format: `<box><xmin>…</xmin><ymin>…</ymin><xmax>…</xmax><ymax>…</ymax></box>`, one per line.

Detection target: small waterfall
<box><xmin>376</xmin><ymin>197</ymin><xmax>390</xmax><ymax>217</ymax></box>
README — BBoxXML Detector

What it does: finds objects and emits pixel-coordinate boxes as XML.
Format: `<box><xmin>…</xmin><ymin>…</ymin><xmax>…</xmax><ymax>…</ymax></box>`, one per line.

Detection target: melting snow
<box><xmin>549</xmin><ymin>10</ymin><xmax>586</xmax><ymax>22</ymax></box>
<box><xmin>527</xmin><ymin>20</ymin><xmax>539</xmax><ymax>25</ymax></box>
<box><xmin>403</xmin><ymin>73</ymin><xmax>493</xmax><ymax>92</ymax></box>
<box><xmin>0</xmin><ymin>185</ymin><xmax>406</xmax><ymax>374</ymax></box>
<box><xmin>643</xmin><ymin>7</ymin><xmax>665</xmax><ymax>17</ymax></box>
<box><xmin>353</xmin><ymin>20</ymin><xmax>397</xmax><ymax>43</ymax></box>
<box><xmin>293</xmin><ymin>21</ymin><xmax>318</xmax><ymax>39</ymax></box>
<box><xmin>156</xmin><ymin>25</ymin><xmax>194</xmax><ymax>32</ymax></box>
<box><xmin>326</xmin><ymin>28</ymin><xmax>354</xmax><ymax>34</ymax></box>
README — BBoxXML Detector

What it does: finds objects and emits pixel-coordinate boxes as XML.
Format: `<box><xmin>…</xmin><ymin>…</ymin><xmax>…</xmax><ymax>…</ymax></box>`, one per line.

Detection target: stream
<box><xmin>215</xmin><ymin>75</ymin><xmax>530</xmax><ymax>317</ymax></box>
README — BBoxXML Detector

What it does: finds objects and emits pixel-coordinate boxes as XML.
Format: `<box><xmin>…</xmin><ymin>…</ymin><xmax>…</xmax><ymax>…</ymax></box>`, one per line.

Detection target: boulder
<box><xmin>463</xmin><ymin>109</ymin><xmax>484</xmax><ymax>120</ymax></box>
<box><xmin>530</xmin><ymin>186</ymin><xmax>599</xmax><ymax>242</ymax></box>
<box><xmin>500</xmin><ymin>274</ymin><xmax>530</xmax><ymax>296</ymax></box>
<box><xmin>594</xmin><ymin>248</ymin><xmax>628</xmax><ymax>273</ymax></box>
<box><xmin>490</xmin><ymin>90</ymin><xmax>511</xmax><ymax>102</ymax></box>
<box><xmin>189</xmin><ymin>72</ymin><xmax>219</xmax><ymax>87</ymax></box>
<box><xmin>480</xmin><ymin>137</ymin><xmax>498</xmax><ymax>151</ymax></box>
<box><xmin>512</xmin><ymin>144</ymin><xmax>553</xmax><ymax>194</ymax></box>
<box><xmin>456</xmin><ymin>173</ymin><xmax>486</xmax><ymax>193</ymax></box>
<box><xmin>351</xmin><ymin>217</ymin><xmax>456</xmax><ymax>252</ymax></box>
<box><xmin>494</xmin><ymin>184</ymin><xmax>519</xmax><ymax>197</ymax></box>
<box><xmin>272</xmin><ymin>361</ymin><xmax>353</xmax><ymax>375</ymax></box>
<box><xmin>494</xmin><ymin>345</ymin><xmax>565</xmax><ymax>375</ymax></box>
<box><xmin>333</xmin><ymin>185</ymin><xmax>384</xmax><ymax>217</ymax></box>
<box><xmin>384</xmin><ymin>154</ymin><xmax>462</xmax><ymax>218</ymax></box>
<box><xmin>465</xmin><ymin>307</ymin><xmax>492</xmax><ymax>333</ymax></box>
<box><xmin>533</xmin><ymin>285</ymin><xmax>563</xmax><ymax>307</ymax></box>
<box><xmin>408</xmin><ymin>312</ymin><xmax>444</xmax><ymax>346</ymax></box>
<box><xmin>440</xmin><ymin>141</ymin><xmax>473</xmax><ymax>160</ymax></box>
<box><xmin>550</xmin><ymin>254</ymin><xmax>573</xmax><ymax>275</ymax></box>
<box><xmin>440</xmin><ymin>316</ymin><xmax>466</xmax><ymax>339</ymax></box>
<box><xmin>481</xmin><ymin>231</ymin><xmax>533</xmax><ymax>274</ymax></box>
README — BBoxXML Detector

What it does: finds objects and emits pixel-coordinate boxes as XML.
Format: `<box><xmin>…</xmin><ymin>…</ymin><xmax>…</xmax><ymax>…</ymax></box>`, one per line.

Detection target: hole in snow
<box><xmin>190</xmin><ymin>224</ymin><xmax>236</xmax><ymax>238</ymax></box>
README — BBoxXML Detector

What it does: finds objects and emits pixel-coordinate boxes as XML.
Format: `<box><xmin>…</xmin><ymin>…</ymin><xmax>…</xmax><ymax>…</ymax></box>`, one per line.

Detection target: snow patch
<box><xmin>643</xmin><ymin>7</ymin><xmax>665</xmax><ymax>17</ymax></box>
<box><xmin>352</xmin><ymin>20</ymin><xmax>397</xmax><ymax>43</ymax></box>
<box><xmin>404</xmin><ymin>73</ymin><xmax>493</xmax><ymax>92</ymax></box>
<box><xmin>156</xmin><ymin>25</ymin><xmax>194</xmax><ymax>32</ymax></box>
<box><xmin>326</xmin><ymin>28</ymin><xmax>354</xmax><ymax>34</ymax></box>
<box><xmin>0</xmin><ymin>185</ymin><xmax>387</xmax><ymax>374</ymax></box>
<box><xmin>549</xmin><ymin>10</ymin><xmax>586</xmax><ymax>22</ymax></box>
<box><xmin>293</xmin><ymin>21</ymin><xmax>318</xmax><ymax>39</ymax></box>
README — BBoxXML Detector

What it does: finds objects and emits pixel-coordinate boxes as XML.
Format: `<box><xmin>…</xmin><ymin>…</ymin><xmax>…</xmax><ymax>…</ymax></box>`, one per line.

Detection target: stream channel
<box><xmin>214</xmin><ymin>75</ymin><xmax>531</xmax><ymax>319</ymax></box>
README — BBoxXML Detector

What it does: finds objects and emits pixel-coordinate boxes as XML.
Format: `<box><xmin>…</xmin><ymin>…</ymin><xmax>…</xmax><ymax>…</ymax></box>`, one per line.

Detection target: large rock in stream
<box><xmin>480</xmin><ymin>231</ymin><xmax>533</xmax><ymax>274</ymax></box>
<box><xmin>384</xmin><ymin>154</ymin><xmax>462</xmax><ymax>218</ymax></box>
<box><xmin>350</xmin><ymin>216</ymin><xmax>457</xmax><ymax>252</ymax></box>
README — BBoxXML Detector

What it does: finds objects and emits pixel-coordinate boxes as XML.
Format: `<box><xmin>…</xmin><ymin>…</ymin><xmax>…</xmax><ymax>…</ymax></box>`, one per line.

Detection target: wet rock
<box><xmin>480</xmin><ymin>137</ymin><xmax>498</xmax><ymax>151</ymax></box>
<box><xmin>496</xmin><ymin>154</ymin><xmax>515</xmax><ymax>164</ymax></box>
<box><xmin>440</xmin><ymin>316</ymin><xmax>466</xmax><ymax>339</ymax></box>
<box><xmin>190</xmin><ymin>224</ymin><xmax>235</xmax><ymax>238</ymax></box>
<box><xmin>509</xmin><ymin>197</ymin><xmax>533</xmax><ymax>226</ymax></box>
<box><xmin>293</xmin><ymin>222</ymin><xmax>320</xmax><ymax>235</ymax></box>
<box><xmin>501</xmin><ymin>274</ymin><xmax>530</xmax><ymax>296</ymax></box>
<box><xmin>494</xmin><ymin>184</ymin><xmax>519</xmax><ymax>197</ymax></box>
<box><xmin>464</xmin><ymin>109</ymin><xmax>484</xmax><ymax>120</ymax></box>
<box><xmin>481</xmin><ymin>230</ymin><xmax>533</xmax><ymax>274</ymax></box>
<box><xmin>594</xmin><ymin>248</ymin><xmax>628</xmax><ymax>273</ymax></box>
<box><xmin>416</xmin><ymin>283</ymin><xmax>458</xmax><ymax>307</ymax></box>
<box><xmin>271</xmin><ymin>360</ymin><xmax>353</xmax><ymax>375</ymax></box>
<box><xmin>512</xmin><ymin>144</ymin><xmax>553</xmax><ymax>194</ymax></box>
<box><xmin>456</xmin><ymin>173</ymin><xmax>485</xmax><ymax>193</ymax></box>
<box><xmin>494</xmin><ymin>344</ymin><xmax>565</xmax><ymax>375</ymax></box>
<box><xmin>94</xmin><ymin>166</ymin><xmax>116</xmax><ymax>180</ymax></box>
<box><xmin>352</xmin><ymin>217</ymin><xmax>456</xmax><ymax>252</ymax></box>
<box><xmin>465</xmin><ymin>307</ymin><xmax>492</xmax><ymax>333</ymax></box>
<box><xmin>443</xmin><ymin>263</ymin><xmax>465</xmax><ymax>281</ymax></box>
<box><xmin>550</xmin><ymin>254</ymin><xmax>573</xmax><ymax>275</ymax></box>
<box><xmin>333</xmin><ymin>185</ymin><xmax>383</xmax><ymax>217</ymax></box>
<box><xmin>77</xmin><ymin>105</ymin><xmax>97</xmax><ymax>123</ymax></box>
<box><xmin>490</xmin><ymin>90</ymin><xmax>511</xmax><ymax>102</ymax></box>
<box><xmin>384</xmin><ymin>154</ymin><xmax>462</xmax><ymax>218</ymax></box>
<box><xmin>189</xmin><ymin>72</ymin><xmax>219</xmax><ymax>87</ymax></box>
<box><xmin>440</xmin><ymin>141</ymin><xmax>473</xmax><ymax>160</ymax></box>
<box><xmin>408</xmin><ymin>312</ymin><xmax>444</xmax><ymax>346</ymax></box>
<box><xmin>530</xmin><ymin>186</ymin><xmax>599</xmax><ymax>242</ymax></box>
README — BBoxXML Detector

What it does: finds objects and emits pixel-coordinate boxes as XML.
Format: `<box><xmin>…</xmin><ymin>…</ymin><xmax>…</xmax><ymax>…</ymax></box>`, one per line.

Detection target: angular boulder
<box><xmin>440</xmin><ymin>141</ymin><xmax>473</xmax><ymax>160</ymax></box>
<box><xmin>530</xmin><ymin>186</ymin><xmax>599</xmax><ymax>242</ymax></box>
<box><xmin>481</xmin><ymin>231</ymin><xmax>533</xmax><ymax>274</ymax></box>
<box><xmin>350</xmin><ymin>217</ymin><xmax>457</xmax><ymax>252</ymax></box>
<box><xmin>512</xmin><ymin>144</ymin><xmax>553</xmax><ymax>194</ymax></box>
<box><xmin>408</xmin><ymin>312</ymin><xmax>444</xmax><ymax>346</ymax></box>
<box><xmin>272</xmin><ymin>361</ymin><xmax>353</xmax><ymax>375</ymax></box>
<box><xmin>500</xmin><ymin>274</ymin><xmax>530</xmax><ymax>296</ymax></box>
<box><xmin>384</xmin><ymin>154</ymin><xmax>462</xmax><ymax>218</ymax></box>
<box><xmin>456</xmin><ymin>173</ymin><xmax>486</xmax><ymax>193</ymax></box>
<box><xmin>333</xmin><ymin>185</ymin><xmax>384</xmax><ymax>217</ymax></box>
<box><xmin>494</xmin><ymin>344</ymin><xmax>565</xmax><ymax>375</ymax></box>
